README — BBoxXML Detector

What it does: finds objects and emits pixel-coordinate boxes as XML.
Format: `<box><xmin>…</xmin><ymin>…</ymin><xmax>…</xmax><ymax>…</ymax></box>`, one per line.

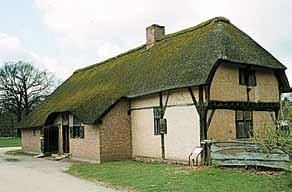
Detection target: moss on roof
<box><xmin>19</xmin><ymin>17</ymin><xmax>289</xmax><ymax>128</ymax></box>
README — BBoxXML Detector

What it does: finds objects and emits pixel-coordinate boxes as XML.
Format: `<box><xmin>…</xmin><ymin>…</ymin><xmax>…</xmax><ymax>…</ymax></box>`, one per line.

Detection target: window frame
<box><xmin>235</xmin><ymin>110</ymin><xmax>253</xmax><ymax>139</ymax></box>
<box><xmin>153</xmin><ymin>107</ymin><xmax>161</xmax><ymax>135</ymax></box>
<box><xmin>239</xmin><ymin>68</ymin><xmax>257</xmax><ymax>87</ymax></box>
<box><xmin>70</xmin><ymin>116</ymin><xmax>85</xmax><ymax>139</ymax></box>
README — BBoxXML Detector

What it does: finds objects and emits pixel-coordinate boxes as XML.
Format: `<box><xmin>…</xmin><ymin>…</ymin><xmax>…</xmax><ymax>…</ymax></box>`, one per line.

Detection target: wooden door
<box><xmin>62</xmin><ymin>125</ymin><xmax>70</xmax><ymax>153</ymax></box>
<box><xmin>43</xmin><ymin>126</ymin><xmax>59</xmax><ymax>154</ymax></box>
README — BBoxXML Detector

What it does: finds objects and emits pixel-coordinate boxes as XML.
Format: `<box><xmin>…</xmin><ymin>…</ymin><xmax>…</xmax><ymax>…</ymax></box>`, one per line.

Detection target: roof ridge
<box><xmin>157</xmin><ymin>16</ymin><xmax>230</xmax><ymax>42</ymax></box>
<box><xmin>74</xmin><ymin>16</ymin><xmax>230</xmax><ymax>74</ymax></box>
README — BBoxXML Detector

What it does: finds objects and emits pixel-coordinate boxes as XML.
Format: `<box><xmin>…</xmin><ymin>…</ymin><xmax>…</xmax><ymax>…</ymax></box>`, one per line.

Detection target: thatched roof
<box><xmin>19</xmin><ymin>17</ymin><xmax>290</xmax><ymax>128</ymax></box>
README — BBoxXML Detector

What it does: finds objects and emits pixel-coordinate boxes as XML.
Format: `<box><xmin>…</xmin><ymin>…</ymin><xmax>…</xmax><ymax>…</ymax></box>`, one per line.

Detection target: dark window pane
<box><xmin>247</xmin><ymin>70</ymin><xmax>256</xmax><ymax>86</ymax></box>
<box><xmin>246</xmin><ymin>121</ymin><xmax>253</xmax><ymax>136</ymax></box>
<box><xmin>239</xmin><ymin>68</ymin><xmax>246</xmax><ymax>85</ymax></box>
<box><xmin>244</xmin><ymin>111</ymin><xmax>252</xmax><ymax>120</ymax></box>
<box><xmin>153</xmin><ymin>107</ymin><xmax>161</xmax><ymax>135</ymax></box>
<box><xmin>236</xmin><ymin>110</ymin><xmax>253</xmax><ymax>139</ymax></box>
<box><xmin>236</xmin><ymin>111</ymin><xmax>244</xmax><ymax>121</ymax></box>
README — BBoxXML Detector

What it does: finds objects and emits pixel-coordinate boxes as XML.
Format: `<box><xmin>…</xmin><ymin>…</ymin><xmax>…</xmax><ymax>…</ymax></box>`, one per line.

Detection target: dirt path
<box><xmin>0</xmin><ymin>147</ymin><xmax>119</xmax><ymax>192</ymax></box>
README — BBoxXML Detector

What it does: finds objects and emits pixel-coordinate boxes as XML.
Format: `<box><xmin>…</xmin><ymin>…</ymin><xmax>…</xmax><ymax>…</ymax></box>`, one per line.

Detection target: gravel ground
<box><xmin>0</xmin><ymin>147</ymin><xmax>119</xmax><ymax>192</ymax></box>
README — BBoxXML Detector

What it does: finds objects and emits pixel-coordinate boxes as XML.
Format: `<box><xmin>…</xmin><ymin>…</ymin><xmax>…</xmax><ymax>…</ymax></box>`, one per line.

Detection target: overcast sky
<box><xmin>0</xmin><ymin>0</ymin><xmax>291</xmax><ymax>84</ymax></box>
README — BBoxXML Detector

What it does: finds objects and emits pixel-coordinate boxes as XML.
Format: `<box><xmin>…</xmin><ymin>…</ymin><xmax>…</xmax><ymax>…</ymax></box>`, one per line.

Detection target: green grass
<box><xmin>0</xmin><ymin>137</ymin><xmax>21</xmax><ymax>148</ymax></box>
<box><xmin>67</xmin><ymin>161</ymin><xmax>292</xmax><ymax>192</ymax></box>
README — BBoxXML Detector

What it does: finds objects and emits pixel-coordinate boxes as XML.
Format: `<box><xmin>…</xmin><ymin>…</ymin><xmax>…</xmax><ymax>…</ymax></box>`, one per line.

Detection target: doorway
<box><xmin>43</xmin><ymin>126</ymin><xmax>59</xmax><ymax>154</ymax></box>
<box><xmin>62</xmin><ymin>113</ymin><xmax>70</xmax><ymax>153</ymax></box>
<box><xmin>62</xmin><ymin>125</ymin><xmax>70</xmax><ymax>153</ymax></box>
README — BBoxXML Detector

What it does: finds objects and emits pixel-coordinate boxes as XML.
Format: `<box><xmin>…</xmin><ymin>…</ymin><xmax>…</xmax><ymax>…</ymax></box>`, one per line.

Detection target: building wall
<box><xmin>131</xmin><ymin>87</ymin><xmax>200</xmax><ymax>161</ymax></box>
<box><xmin>99</xmin><ymin>99</ymin><xmax>132</xmax><ymax>162</ymax></box>
<box><xmin>50</xmin><ymin>113</ymin><xmax>101</xmax><ymax>162</ymax></box>
<box><xmin>207</xmin><ymin>62</ymin><xmax>280</xmax><ymax>140</ymax></box>
<box><xmin>207</xmin><ymin>110</ymin><xmax>276</xmax><ymax>140</ymax></box>
<box><xmin>69</xmin><ymin>124</ymin><xmax>100</xmax><ymax>162</ymax></box>
<box><xmin>208</xmin><ymin>110</ymin><xmax>236</xmax><ymax>140</ymax></box>
<box><xmin>164</xmin><ymin>105</ymin><xmax>200</xmax><ymax>160</ymax></box>
<box><xmin>210</xmin><ymin>62</ymin><xmax>279</xmax><ymax>102</ymax></box>
<box><xmin>21</xmin><ymin>129</ymin><xmax>41</xmax><ymax>153</ymax></box>
<box><xmin>131</xmin><ymin>108</ymin><xmax>162</xmax><ymax>158</ymax></box>
<box><xmin>253</xmin><ymin>111</ymin><xmax>275</xmax><ymax>132</ymax></box>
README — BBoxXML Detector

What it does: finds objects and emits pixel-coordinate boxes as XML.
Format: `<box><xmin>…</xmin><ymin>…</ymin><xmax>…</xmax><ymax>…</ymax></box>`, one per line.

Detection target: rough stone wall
<box><xmin>69</xmin><ymin>124</ymin><xmax>100</xmax><ymax>162</ymax></box>
<box><xmin>210</xmin><ymin>62</ymin><xmax>279</xmax><ymax>102</ymax></box>
<box><xmin>99</xmin><ymin>99</ymin><xmax>132</xmax><ymax>162</ymax></box>
<box><xmin>21</xmin><ymin>129</ymin><xmax>41</xmax><ymax>153</ymax></box>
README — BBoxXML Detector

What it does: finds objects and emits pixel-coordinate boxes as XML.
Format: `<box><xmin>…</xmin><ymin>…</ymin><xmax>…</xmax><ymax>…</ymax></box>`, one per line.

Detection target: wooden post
<box><xmin>201</xmin><ymin>140</ymin><xmax>212</xmax><ymax>166</ymax></box>
<box><xmin>159</xmin><ymin>92</ymin><xmax>165</xmax><ymax>159</ymax></box>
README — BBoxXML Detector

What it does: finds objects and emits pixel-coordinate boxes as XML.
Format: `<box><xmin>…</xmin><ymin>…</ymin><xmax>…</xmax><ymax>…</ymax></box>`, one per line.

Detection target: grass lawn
<box><xmin>67</xmin><ymin>161</ymin><xmax>292</xmax><ymax>192</ymax></box>
<box><xmin>0</xmin><ymin>137</ymin><xmax>21</xmax><ymax>148</ymax></box>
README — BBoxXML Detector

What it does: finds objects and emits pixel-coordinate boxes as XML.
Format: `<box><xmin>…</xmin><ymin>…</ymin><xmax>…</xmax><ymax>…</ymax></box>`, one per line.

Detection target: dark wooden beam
<box><xmin>188</xmin><ymin>87</ymin><xmax>198</xmax><ymax>109</ymax></box>
<box><xmin>207</xmin><ymin>109</ymin><xmax>216</xmax><ymax>129</ymax></box>
<box><xmin>159</xmin><ymin>92</ymin><xmax>165</xmax><ymax>160</ymax></box>
<box><xmin>207</xmin><ymin>100</ymin><xmax>280</xmax><ymax>111</ymax></box>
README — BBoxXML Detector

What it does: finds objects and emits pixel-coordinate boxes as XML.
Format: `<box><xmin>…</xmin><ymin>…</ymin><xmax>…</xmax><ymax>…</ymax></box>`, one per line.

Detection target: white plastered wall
<box><xmin>131</xmin><ymin>87</ymin><xmax>200</xmax><ymax>161</ymax></box>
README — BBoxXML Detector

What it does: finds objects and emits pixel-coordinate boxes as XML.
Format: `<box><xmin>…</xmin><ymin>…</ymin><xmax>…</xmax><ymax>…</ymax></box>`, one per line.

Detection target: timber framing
<box><xmin>207</xmin><ymin>100</ymin><xmax>280</xmax><ymax>111</ymax></box>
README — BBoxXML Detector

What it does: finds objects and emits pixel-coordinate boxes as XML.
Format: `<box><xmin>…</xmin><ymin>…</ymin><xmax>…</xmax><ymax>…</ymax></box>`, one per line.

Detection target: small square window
<box><xmin>239</xmin><ymin>68</ymin><xmax>256</xmax><ymax>86</ymax></box>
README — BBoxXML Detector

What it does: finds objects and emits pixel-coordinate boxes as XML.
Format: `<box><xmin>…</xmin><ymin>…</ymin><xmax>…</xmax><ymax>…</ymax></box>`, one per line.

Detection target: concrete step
<box><xmin>50</xmin><ymin>153</ymin><xmax>70</xmax><ymax>161</ymax></box>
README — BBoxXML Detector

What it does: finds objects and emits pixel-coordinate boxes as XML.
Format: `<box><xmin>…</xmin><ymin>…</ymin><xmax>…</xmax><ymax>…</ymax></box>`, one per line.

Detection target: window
<box><xmin>153</xmin><ymin>107</ymin><xmax>161</xmax><ymax>135</ymax></box>
<box><xmin>236</xmin><ymin>111</ymin><xmax>253</xmax><ymax>139</ymax></box>
<box><xmin>239</xmin><ymin>68</ymin><xmax>256</xmax><ymax>86</ymax></box>
<box><xmin>153</xmin><ymin>107</ymin><xmax>167</xmax><ymax>135</ymax></box>
<box><xmin>70</xmin><ymin>117</ymin><xmax>84</xmax><ymax>139</ymax></box>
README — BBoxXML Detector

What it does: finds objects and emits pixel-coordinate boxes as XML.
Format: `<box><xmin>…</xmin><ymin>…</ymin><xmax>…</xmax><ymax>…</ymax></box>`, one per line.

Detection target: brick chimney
<box><xmin>146</xmin><ymin>24</ymin><xmax>165</xmax><ymax>49</ymax></box>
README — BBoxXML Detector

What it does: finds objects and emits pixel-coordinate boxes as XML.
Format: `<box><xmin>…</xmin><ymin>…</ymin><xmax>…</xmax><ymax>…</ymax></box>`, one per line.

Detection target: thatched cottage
<box><xmin>19</xmin><ymin>17</ymin><xmax>290</xmax><ymax>163</ymax></box>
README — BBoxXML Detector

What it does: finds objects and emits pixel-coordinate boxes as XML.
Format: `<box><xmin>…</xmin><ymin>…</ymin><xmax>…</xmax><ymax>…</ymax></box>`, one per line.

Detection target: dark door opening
<box><xmin>43</xmin><ymin>126</ymin><xmax>59</xmax><ymax>154</ymax></box>
<box><xmin>62</xmin><ymin>125</ymin><xmax>70</xmax><ymax>153</ymax></box>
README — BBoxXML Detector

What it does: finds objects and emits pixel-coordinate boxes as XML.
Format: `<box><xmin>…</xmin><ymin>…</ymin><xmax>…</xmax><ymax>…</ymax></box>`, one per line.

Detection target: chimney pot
<box><xmin>146</xmin><ymin>24</ymin><xmax>165</xmax><ymax>49</ymax></box>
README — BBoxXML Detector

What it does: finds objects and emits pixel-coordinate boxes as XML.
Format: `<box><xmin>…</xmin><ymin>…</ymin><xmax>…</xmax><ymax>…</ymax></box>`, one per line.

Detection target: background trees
<box><xmin>0</xmin><ymin>61</ymin><xmax>58</xmax><ymax>136</ymax></box>
<box><xmin>254</xmin><ymin>98</ymin><xmax>292</xmax><ymax>161</ymax></box>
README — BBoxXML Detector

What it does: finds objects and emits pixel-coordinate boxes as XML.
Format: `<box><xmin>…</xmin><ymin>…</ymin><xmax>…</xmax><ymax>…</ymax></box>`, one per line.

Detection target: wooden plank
<box><xmin>209</xmin><ymin>140</ymin><xmax>291</xmax><ymax>171</ymax></box>
<box><xmin>213</xmin><ymin>159</ymin><xmax>292</xmax><ymax>171</ymax></box>
<box><xmin>211</xmin><ymin>144</ymin><xmax>259</xmax><ymax>153</ymax></box>
<box><xmin>212</xmin><ymin>152</ymin><xmax>290</xmax><ymax>162</ymax></box>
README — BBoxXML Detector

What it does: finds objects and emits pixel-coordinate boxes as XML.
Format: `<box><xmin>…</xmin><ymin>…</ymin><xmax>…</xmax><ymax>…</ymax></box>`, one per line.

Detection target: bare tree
<box><xmin>0</xmin><ymin>61</ymin><xmax>56</xmax><ymax>122</ymax></box>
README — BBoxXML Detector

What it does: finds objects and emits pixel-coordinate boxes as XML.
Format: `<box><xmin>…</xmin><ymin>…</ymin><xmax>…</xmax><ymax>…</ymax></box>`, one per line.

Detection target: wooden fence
<box><xmin>202</xmin><ymin>140</ymin><xmax>291</xmax><ymax>171</ymax></box>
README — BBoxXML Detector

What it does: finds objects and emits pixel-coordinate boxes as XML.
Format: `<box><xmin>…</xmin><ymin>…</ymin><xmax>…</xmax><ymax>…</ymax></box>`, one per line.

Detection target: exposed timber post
<box><xmin>199</xmin><ymin>85</ymin><xmax>208</xmax><ymax>165</ymax></box>
<box><xmin>198</xmin><ymin>86</ymin><xmax>208</xmax><ymax>141</ymax></box>
<box><xmin>159</xmin><ymin>92</ymin><xmax>165</xmax><ymax>159</ymax></box>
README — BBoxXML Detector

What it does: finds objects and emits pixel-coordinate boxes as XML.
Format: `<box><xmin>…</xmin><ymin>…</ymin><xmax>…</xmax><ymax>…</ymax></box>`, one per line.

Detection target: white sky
<box><xmin>0</xmin><ymin>0</ymin><xmax>291</xmax><ymax>85</ymax></box>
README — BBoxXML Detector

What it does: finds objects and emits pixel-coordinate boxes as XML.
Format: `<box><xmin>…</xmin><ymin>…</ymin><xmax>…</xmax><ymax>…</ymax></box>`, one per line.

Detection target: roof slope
<box><xmin>19</xmin><ymin>17</ymin><xmax>289</xmax><ymax>128</ymax></box>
